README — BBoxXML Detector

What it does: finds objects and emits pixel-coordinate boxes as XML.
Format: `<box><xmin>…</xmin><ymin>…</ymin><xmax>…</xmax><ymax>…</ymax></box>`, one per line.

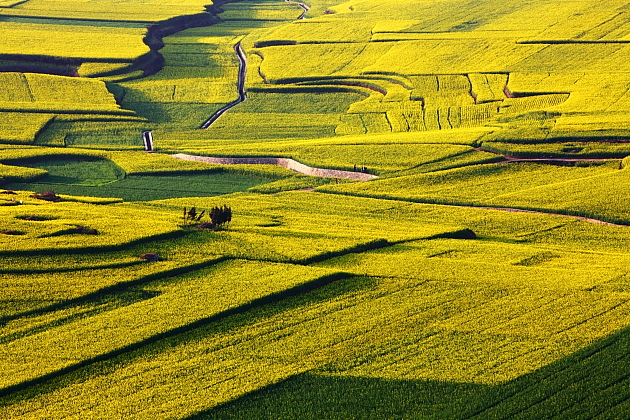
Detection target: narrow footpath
<box><xmin>200</xmin><ymin>0</ymin><xmax>308</xmax><ymax>129</ymax></box>
<box><xmin>285</xmin><ymin>0</ymin><xmax>309</xmax><ymax>19</ymax></box>
<box><xmin>200</xmin><ymin>42</ymin><xmax>247</xmax><ymax>129</ymax></box>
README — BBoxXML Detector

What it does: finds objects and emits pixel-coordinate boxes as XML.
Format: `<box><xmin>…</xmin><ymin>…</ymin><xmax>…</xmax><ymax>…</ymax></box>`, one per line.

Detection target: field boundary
<box><xmin>475</xmin><ymin>147</ymin><xmax>621</xmax><ymax>165</ymax></box>
<box><xmin>472</xmin><ymin>206</ymin><xmax>625</xmax><ymax>226</ymax></box>
<box><xmin>171</xmin><ymin>153</ymin><xmax>378</xmax><ymax>180</ymax></box>
<box><xmin>0</xmin><ymin>270</ymin><xmax>352</xmax><ymax>399</ymax></box>
<box><xmin>317</xmin><ymin>189</ymin><xmax>629</xmax><ymax>226</ymax></box>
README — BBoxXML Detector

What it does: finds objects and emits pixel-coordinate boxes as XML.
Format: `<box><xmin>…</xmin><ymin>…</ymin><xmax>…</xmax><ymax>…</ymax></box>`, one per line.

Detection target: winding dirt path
<box><xmin>199</xmin><ymin>0</ymin><xmax>307</xmax><ymax>129</ymax></box>
<box><xmin>200</xmin><ymin>42</ymin><xmax>247</xmax><ymax>129</ymax></box>
<box><xmin>285</xmin><ymin>0</ymin><xmax>309</xmax><ymax>19</ymax></box>
<box><xmin>171</xmin><ymin>153</ymin><xmax>377</xmax><ymax>181</ymax></box>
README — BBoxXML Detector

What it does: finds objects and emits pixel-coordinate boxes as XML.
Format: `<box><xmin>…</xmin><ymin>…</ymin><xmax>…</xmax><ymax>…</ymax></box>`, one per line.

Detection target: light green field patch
<box><xmin>0</xmin><ymin>0</ymin><xmax>208</xmax><ymax>21</ymax></box>
<box><xmin>220</xmin><ymin>2</ymin><xmax>305</xmax><ymax>21</ymax></box>
<box><xmin>259</xmin><ymin>43</ymin><xmax>367</xmax><ymax>81</ymax></box>
<box><xmin>469</xmin><ymin>73</ymin><xmax>508</xmax><ymax>103</ymax></box>
<box><xmin>0</xmin><ymin>73</ymin><xmax>126</xmax><ymax>119</ymax></box>
<box><xmin>254</xmin><ymin>19</ymin><xmax>374</xmax><ymax>43</ymax></box>
<box><xmin>0</xmin><ymin>164</ymin><xmax>47</xmax><ymax>185</ymax></box>
<box><xmin>363</xmin><ymin>40</ymin><xmax>545</xmax><ymax>75</ymax></box>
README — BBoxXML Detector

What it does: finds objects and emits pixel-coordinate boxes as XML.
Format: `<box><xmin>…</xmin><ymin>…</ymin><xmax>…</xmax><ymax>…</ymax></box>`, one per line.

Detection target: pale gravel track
<box><xmin>171</xmin><ymin>154</ymin><xmax>629</xmax><ymax>226</ymax></box>
<box><xmin>171</xmin><ymin>153</ymin><xmax>377</xmax><ymax>181</ymax></box>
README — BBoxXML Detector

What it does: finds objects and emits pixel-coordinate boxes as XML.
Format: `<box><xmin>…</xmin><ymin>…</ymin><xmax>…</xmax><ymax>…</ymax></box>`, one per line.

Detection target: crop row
<box><xmin>0</xmin><ymin>259</ymin><xmax>340</xmax><ymax>392</ymax></box>
<box><xmin>481</xmin><ymin>141</ymin><xmax>630</xmax><ymax>158</ymax></box>
<box><xmin>0</xmin><ymin>112</ymin><xmax>53</xmax><ymax>144</ymax></box>
<box><xmin>4</xmin><ymin>228</ymin><xmax>630</xmax><ymax>417</ymax></box>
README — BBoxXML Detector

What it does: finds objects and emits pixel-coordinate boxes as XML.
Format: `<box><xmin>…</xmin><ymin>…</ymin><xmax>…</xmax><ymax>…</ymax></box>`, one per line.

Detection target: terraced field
<box><xmin>3</xmin><ymin>0</ymin><xmax>630</xmax><ymax>418</ymax></box>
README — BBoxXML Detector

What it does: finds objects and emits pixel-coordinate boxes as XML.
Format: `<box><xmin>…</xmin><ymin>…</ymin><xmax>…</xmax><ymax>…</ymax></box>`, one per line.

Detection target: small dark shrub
<box><xmin>1</xmin><ymin>230</ymin><xmax>25</xmax><ymax>235</ymax></box>
<box><xmin>75</xmin><ymin>226</ymin><xmax>98</xmax><ymax>235</ymax></box>
<box><xmin>183</xmin><ymin>206</ymin><xmax>205</xmax><ymax>225</ymax></box>
<box><xmin>22</xmin><ymin>215</ymin><xmax>47</xmax><ymax>221</ymax></box>
<box><xmin>139</xmin><ymin>252</ymin><xmax>159</xmax><ymax>262</ymax></box>
<box><xmin>183</xmin><ymin>205</ymin><xmax>232</xmax><ymax>230</ymax></box>
<box><xmin>31</xmin><ymin>190</ymin><xmax>61</xmax><ymax>202</ymax></box>
<box><xmin>210</xmin><ymin>205</ymin><xmax>232</xmax><ymax>229</ymax></box>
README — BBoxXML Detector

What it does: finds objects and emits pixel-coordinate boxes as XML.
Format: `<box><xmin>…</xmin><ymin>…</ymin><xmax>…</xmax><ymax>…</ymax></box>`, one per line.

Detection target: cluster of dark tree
<box><xmin>183</xmin><ymin>205</ymin><xmax>232</xmax><ymax>230</ymax></box>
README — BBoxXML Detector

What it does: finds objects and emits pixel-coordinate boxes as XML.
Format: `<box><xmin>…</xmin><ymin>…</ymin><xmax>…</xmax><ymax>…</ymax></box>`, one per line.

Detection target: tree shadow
<box><xmin>189</xmin><ymin>373</ymin><xmax>486</xmax><ymax>420</ymax></box>
<box><xmin>0</xmin><ymin>274</ymin><xmax>374</xmax><ymax>403</ymax></box>
<box><xmin>189</xmin><ymin>323</ymin><xmax>630</xmax><ymax>419</ymax></box>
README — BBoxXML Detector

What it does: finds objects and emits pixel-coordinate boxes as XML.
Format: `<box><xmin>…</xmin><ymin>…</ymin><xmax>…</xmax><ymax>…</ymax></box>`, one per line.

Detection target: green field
<box><xmin>3</xmin><ymin>0</ymin><xmax>630</xmax><ymax>418</ymax></box>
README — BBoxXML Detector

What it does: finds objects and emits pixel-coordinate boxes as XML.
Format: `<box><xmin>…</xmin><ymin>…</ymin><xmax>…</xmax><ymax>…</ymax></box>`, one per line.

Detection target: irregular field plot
<box><xmin>0</xmin><ymin>259</ymin><xmax>341</xmax><ymax>392</ymax></box>
<box><xmin>319</xmin><ymin>161</ymin><xmax>630</xmax><ymax>223</ymax></box>
<box><xmin>5</xmin><ymin>0</ymin><xmax>630</xmax><ymax>418</ymax></box>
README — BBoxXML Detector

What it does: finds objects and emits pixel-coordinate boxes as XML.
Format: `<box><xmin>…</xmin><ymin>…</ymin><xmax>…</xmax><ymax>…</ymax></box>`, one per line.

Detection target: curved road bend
<box><xmin>171</xmin><ymin>153</ymin><xmax>377</xmax><ymax>181</ymax></box>
<box><xmin>200</xmin><ymin>0</ymin><xmax>308</xmax><ymax>130</ymax></box>
<box><xmin>200</xmin><ymin>42</ymin><xmax>247</xmax><ymax>129</ymax></box>
<box><xmin>285</xmin><ymin>0</ymin><xmax>309</xmax><ymax>19</ymax></box>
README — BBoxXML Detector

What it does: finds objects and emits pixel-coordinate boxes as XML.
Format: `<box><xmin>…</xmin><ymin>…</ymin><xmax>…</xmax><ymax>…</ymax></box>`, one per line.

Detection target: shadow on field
<box><xmin>0</xmin><ymin>289</ymin><xmax>161</xmax><ymax>345</ymax></box>
<box><xmin>190</xmin><ymin>323</ymin><xmax>630</xmax><ymax>420</ymax></box>
<box><xmin>0</xmin><ymin>275</ymin><xmax>374</xmax><ymax>403</ymax></box>
<box><xmin>0</xmin><ymin>254</ymin><xmax>224</xmax><ymax>327</ymax></box>
<box><xmin>189</xmin><ymin>373</ymin><xmax>488</xmax><ymax>420</ymax></box>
